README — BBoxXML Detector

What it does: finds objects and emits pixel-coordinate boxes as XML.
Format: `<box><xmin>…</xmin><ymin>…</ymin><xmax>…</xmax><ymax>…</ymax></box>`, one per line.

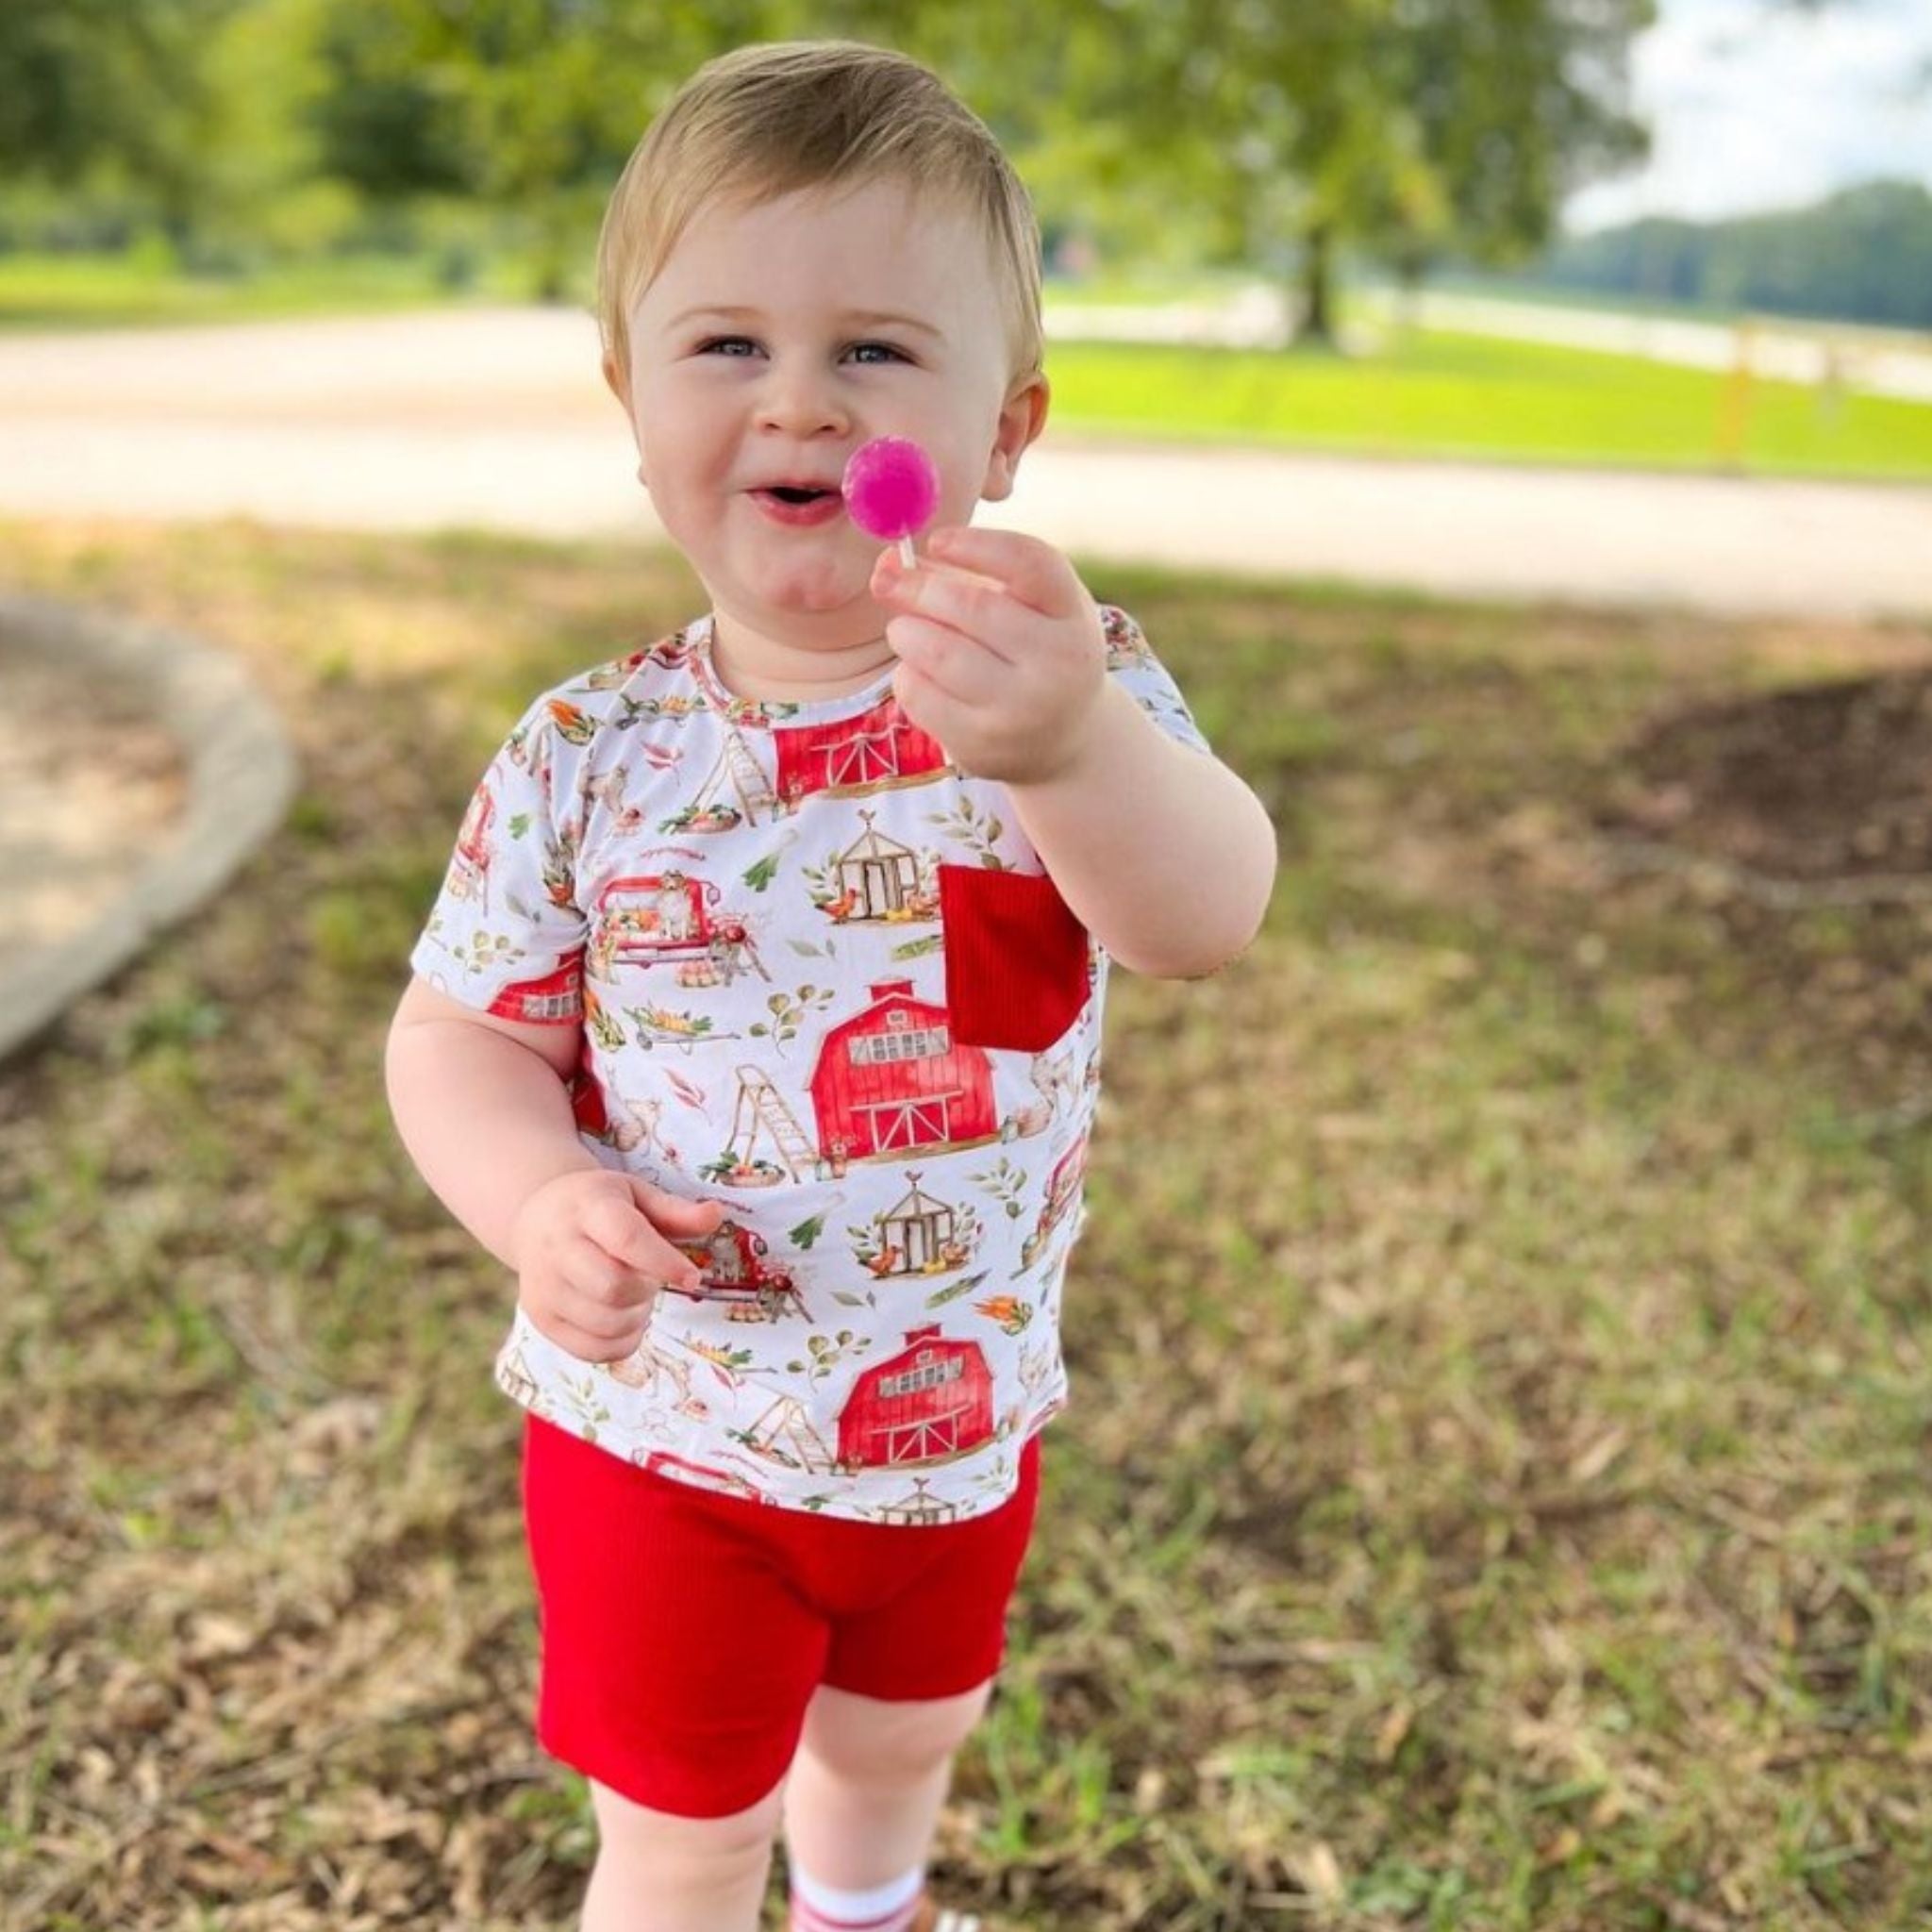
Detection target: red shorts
<box><xmin>519</xmin><ymin>1414</ymin><xmax>1042</xmax><ymax>1818</ymax></box>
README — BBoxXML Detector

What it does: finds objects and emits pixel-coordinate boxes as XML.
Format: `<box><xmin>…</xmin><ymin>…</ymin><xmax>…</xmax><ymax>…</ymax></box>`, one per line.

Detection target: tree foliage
<box><xmin>301</xmin><ymin>0</ymin><xmax>784</xmax><ymax>291</ymax></box>
<box><xmin>1011</xmin><ymin>0</ymin><xmax>1655</xmax><ymax>341</ymax></box>
<box><xmin>0</xmin><ymin>0</ymin><xmax>1657</xmax><ymax>327</ymax></box>
<box><xmin>0</xmin><ymin>0</ymin><xmax>242</xmax><ymax>226</ymax></box>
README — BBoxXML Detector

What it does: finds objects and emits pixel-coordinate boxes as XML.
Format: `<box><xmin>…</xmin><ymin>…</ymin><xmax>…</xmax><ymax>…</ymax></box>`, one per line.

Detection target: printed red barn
<box><xmin>773</xmin><ymin>697</ymin><xmax>947</xmax><ymax>804</ymax></box>
<box><xmin>810</xmin><ymin>980</ymin><xmax>996</xmax><ymax>1161</ymax></box>
<box><xmin>838</xmin><ymin>1325</ymin><xmax>995</xmax><ymax>1468</ymax></box>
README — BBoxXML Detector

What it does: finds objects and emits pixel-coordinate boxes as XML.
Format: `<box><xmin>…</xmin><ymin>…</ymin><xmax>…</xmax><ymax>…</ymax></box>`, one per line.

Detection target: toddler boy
<box><xmin>386</xmin><ymin>37</ymin><xmax>1276</xmax><ymax>1932</ymax></box>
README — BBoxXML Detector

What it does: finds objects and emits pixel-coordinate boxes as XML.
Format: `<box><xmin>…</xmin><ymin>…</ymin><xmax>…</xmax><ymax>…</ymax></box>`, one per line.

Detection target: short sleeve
<box><xmin>408</xmin><ymin>694</ymin><xmax>590</xmax><ymax>1023</ymax></box>
<box><xmin>1100</xmin><ymin>606</ymin><xmax>1213</xmax><ymax>757</ymax></box>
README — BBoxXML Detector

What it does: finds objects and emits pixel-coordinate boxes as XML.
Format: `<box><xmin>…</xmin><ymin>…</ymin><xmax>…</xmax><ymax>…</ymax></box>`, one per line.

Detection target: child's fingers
<box><xmin>873</xmin><ymin>544</ymin><xmax>1007</xmax><ymax>602</ymax></box>
<box><xmin>583</xmin><ymin>1195</ymin><xmax>702</xmax><ymax>1291</ymax></box>
<box><xmin>560</xmin><ymin>1229</ymin><xmax>665</xmax><ymax>1307</ymax></box>
<box><xmin>562</xmin><ymin>1266</ymin><xmax>655</xmax><ymax>1331</ymax></box>
<box><xmin>884</xmin><ymin>613</ymin><xmax>1004</xmax><ymax>707</ymax></box>
<box><xmin>922</xmin><ymin>525</ymin><xmax>1086</xmax><ymax>618</ymax></box>
<box><xmin>625</xmin><ymin>1178</ymin><xmax>728</xmax><ymax>1238</ymax></box>
<box><xmin>527</xmin><ymin>1303</ymin><xmax>641</xmax><ymax>1362</ymax></box>
<box><xmin>880</xmin><ymin>574</ymin><xmax>1021</xmax><ymax>667</ymax></box>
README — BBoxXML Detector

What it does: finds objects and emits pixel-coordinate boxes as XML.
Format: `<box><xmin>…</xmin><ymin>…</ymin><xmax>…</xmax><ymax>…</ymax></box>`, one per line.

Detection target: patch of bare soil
<box><xmin>1597</xmin><ymin>669</ymin><xmax>1932</xmax><ymax>883</ymax></box>
<box><xmin>0</xmin><ymin>641</ymin><xmax>190</xmax><ymax>970</ymax></box>
<box><xmin>1587</xmin><ymin>661</ymin><xmax>1932</xmax><ymax>1110</ymax></box>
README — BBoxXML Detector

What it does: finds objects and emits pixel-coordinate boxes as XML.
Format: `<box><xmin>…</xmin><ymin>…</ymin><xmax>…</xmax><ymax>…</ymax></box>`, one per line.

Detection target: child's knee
<box><xmin>590</xmin><ymin>1776</ymin><xmax>784</xmax><ymax>1879</ymax></box>
<box><xmin>800</xmin><ymin>1680</ymin><xmax>994</xmax><ymax>1788</ymax></box>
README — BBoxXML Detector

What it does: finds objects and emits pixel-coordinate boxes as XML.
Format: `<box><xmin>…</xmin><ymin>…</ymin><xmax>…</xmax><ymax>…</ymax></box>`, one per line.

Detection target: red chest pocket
<box><xmin>938</xmin><ymin>862</ymin><xmax>1092</xmax><ymax>1053</ymax></box>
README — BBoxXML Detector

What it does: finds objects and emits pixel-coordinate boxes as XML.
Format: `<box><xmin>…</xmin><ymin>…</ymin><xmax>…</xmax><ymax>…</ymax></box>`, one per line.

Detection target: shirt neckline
<box><xmin>687</xmin><ymin>613</ymin><xmax>899</xmax><ymax>726</ymax></box>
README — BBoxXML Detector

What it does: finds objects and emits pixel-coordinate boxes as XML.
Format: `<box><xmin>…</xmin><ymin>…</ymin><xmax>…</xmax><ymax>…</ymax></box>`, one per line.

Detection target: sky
<box><xmin>1561</xmin><ymin>0</ymin><xmax>1932</xmax><ymax>233</ymax></box>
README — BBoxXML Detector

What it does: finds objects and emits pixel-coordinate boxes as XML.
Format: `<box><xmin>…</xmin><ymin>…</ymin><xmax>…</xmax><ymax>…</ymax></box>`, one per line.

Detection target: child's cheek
<box><xmin>928</xmin><ymin>448</ymin><xmax>980</xmax><ymax>526</ymax></box>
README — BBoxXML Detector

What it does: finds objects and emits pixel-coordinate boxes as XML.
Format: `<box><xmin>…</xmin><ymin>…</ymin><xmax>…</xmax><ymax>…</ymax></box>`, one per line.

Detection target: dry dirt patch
<box><xmin>0</xmin><ymin>641</ymin><xmax>189</xmax><ymax>970</ymax></box>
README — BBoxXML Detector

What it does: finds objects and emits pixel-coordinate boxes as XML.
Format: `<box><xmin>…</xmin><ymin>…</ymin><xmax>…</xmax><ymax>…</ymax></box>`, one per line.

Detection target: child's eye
<box><xmin>692</xmin><ymin>336</ymin><xmax>907</xmax><ymax>364</ymax></box>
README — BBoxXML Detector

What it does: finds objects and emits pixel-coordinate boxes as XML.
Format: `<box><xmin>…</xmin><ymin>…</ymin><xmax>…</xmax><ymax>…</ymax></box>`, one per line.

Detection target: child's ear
<box><xmin>980</xmin><ymin>371</ymin><xmax>1050</xmax><ymax>503</ymax></box>
<box><xmin>601</xmin><ymin>351</ymin><xmax>648</xmax><ymax>490</ymax></box>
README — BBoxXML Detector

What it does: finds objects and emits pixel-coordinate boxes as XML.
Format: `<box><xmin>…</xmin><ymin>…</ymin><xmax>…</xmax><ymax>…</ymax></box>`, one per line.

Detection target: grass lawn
<box><xmin>3</xmin><ymin>252</ymin><xmax>1927</xmax><ymax>480</ymax></box>
<box><xmin>0</xmin><ymin>249</ymin><xmax>537</xmax><ymax>331</ymax></box>
<box><xmin>3</xmin><ymin>522</ymin><xmax>1931</xmax><ymax>1929</ymax></box>
<box><xmin>1044</xmin><ymin>332</ymin><xmax>1932</xmax><ymax>479</ymax></box>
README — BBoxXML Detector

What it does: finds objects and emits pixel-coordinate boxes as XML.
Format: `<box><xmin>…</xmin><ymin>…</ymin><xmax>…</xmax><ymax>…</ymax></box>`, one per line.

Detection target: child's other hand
<box><xmin>870</xmin><ymin>526</ymin><xmax>1108</xmax><ymax>787</ymax></box>
<box><xmin>509</xmin><ymin>1170</ymin><xmax>726</xmax><ymax>1362</ymax></box>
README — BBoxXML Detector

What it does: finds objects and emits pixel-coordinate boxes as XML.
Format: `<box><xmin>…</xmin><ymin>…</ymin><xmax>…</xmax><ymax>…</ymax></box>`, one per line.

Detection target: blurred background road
<box><xmin>3</xmin><ymin>304</ymin><xmax>1927</xmax><ymax>618</ymax></box>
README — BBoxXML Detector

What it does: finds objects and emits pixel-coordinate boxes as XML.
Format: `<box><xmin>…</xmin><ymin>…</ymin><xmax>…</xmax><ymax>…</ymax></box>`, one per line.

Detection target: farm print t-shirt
<box><xmin>410</xmin><ymin>606</ymin><xmax>1212</xmax><ymax>1525</ymax></box>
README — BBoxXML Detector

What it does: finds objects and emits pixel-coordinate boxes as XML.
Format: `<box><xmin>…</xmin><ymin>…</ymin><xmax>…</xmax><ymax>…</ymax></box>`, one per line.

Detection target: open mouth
<box><xmin>750</xmin><ymin>485</ymin><xmax>844</xmax><ymax>527</ymax></box>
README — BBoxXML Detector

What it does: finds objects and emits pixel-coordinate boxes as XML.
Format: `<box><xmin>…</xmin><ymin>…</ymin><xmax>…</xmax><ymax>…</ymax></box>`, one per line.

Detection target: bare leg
<box><xmin>582</xmin><ymin>1776</ymin><xmax>785</xmax><ymax>1932</ymax></box>
<box><xmin>781</xmin><ymin>1681</ymin><xmax>993</xmax><ymax>1891</ymax></box>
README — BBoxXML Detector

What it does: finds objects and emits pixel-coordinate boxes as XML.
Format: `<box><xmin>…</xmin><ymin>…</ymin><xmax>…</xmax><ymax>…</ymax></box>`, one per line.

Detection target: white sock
<box><xmin>788</xmin><ymin>1858</ymin><xmax>924</xmax><ymax>1931</ymax></box>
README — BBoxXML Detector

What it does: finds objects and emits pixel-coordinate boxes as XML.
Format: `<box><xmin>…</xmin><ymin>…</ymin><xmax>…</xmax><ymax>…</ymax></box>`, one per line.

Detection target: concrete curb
<box><xmin>0</xmin><ymin>591</ymin><xmax>298</xmax><ymax>1062</ymax></box>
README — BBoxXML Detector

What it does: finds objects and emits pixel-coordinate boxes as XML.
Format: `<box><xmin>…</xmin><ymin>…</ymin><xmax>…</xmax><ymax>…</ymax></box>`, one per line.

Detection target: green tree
<box><xmin>1386</xmin><ymin>0</ymin><xmax>1653</xmax><ymax>299</ymax></box>
<box><xmin>305</xmin><ymin>0</ymin><xmax>780</xmax><ymax>299</ymax></box>
<box><xmin>0</xmin><ymin>0</ymin><xmax>242</xmax><ymax>239</ymax></box>
<box><xmin>192</xmin><ymin>0</ymin><xmax>364</xmax><ymax>262</ymax></box>
<box><xmin>1006</xmin><ymin>0</ymin><xmax>1652</xmax><ymax>346</ymax></box>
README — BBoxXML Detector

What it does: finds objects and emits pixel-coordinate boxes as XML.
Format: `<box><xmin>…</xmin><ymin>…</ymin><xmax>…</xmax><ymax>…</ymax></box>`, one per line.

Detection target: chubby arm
<box><xmin>1004</xmin><ymin>679</ymin><xmax>1277</xmax><ymax>978</ymax></box>
<box><xmin>872</xmin><ymin>526</ymin><xmax>1276</xmax><ymax>979</ymax></box>
<box><xmin>383</xmin><ymin>975</ymin><xmax>601</xmax><ymax>1271</ymax></box>
<box><xmin>386</xmin><ymin>975</ymin><xmax>723</xmax><ymax>1359</ymax></box>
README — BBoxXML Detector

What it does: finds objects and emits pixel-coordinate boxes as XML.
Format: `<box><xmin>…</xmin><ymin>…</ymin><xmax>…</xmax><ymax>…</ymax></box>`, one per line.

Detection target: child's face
<box><xmin>606</xmin><ymin>177</ymin><xmax>1047</xmax><ymax>646</ymax></box>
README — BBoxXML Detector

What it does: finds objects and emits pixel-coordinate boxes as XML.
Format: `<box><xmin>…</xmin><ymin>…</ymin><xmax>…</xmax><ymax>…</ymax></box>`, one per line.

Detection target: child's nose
<box><xmin>756</xmin><ymin>363</ymin><xmax>850</xmax><ymax>439</ymax></box>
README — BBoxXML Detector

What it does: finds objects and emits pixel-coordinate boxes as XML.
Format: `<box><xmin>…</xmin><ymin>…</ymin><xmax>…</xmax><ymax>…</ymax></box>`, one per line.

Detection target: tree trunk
<box><xmin>527</xmin><ymin>193</ymin><xmax>572</xmax><ymax>305</ymax></box>
<box><xmin>1298</xmin><ymin>218</ymin><xmax>1336</xmax><ymax>348</ymax></box>
<box><xmin>1395</xmin><ymin>249</ymin><xmax>1428</xmax><ymax>332</ymax></box>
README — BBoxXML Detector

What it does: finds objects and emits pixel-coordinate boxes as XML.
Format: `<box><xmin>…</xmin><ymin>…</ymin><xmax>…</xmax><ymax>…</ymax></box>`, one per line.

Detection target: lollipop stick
<box><xmin>897</xmin><ymin>534</ymin><xmax>917</xmax><ymax>570</ymax></box>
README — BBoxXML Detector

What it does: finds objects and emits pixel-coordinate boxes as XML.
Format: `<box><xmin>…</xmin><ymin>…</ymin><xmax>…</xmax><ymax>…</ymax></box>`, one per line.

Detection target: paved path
<box><xmin>2</xmin><ymin>305</ymin><xmax>1927</xmax><ymax>1061</ymax></box>
<box><xmin>1363</xmin><ymin>289</ymin><xmax>1932</xmax><ymax>407</ymax></box>
<box><xmin>1</xmin><ymin>307</ymin><xmax>1926</xmax><ymax>621</ymax></box>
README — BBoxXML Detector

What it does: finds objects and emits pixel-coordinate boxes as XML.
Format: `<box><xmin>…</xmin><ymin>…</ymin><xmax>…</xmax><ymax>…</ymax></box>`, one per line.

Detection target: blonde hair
<box><xmin>595</xmin><ymin>41</ymin><xmax>1043</xmax><ymax>389</ymax></box>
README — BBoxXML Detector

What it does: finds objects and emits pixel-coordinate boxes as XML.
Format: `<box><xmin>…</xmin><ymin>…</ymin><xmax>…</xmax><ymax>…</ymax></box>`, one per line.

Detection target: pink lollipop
<box><xmin>842</xmin><ymin>436</ymin><xmax>940</xmax><ymax>567</ymax></box>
